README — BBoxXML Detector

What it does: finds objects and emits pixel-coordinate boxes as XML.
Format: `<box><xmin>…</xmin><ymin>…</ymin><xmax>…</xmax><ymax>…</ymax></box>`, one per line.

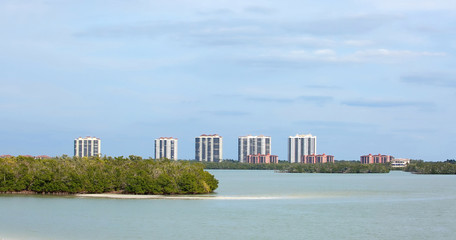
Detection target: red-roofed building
<box><xmin>301</xmin><ymin>154</ymin><xmax>334</xmax><ymax>164</ymax></box>
<box><xmin>360</xmin><ymin>154</ymin><xmax>393</xmax><ymax>164</ymax></box>
<box><xmin>246</xmin><ymin>154</ymin><xmax>279</xmax><ymax>164</ymax></box>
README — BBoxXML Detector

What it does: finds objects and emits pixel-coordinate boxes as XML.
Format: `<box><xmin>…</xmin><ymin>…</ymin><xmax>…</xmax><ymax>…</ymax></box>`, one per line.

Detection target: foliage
<box><xmin>200</xmin><ymin>160</ymin><xmax>390</xmax><ymax>173</ymax></box>
<box><xmin>404</xmin><ymin>160</ymin><xmax>456</xmax><ymax>174</ymax></box>
<box><xmin>284</xmin><ymin>162</ymin><xmax>390</xmax><ymax>173</ymax></box>
<box><xmin>201</xmin><ymin>160</ymin><xmax>290</xmax><ymax>171</ymax></box>
<box><xmin>445</xmin><ymin>159</ymin><xmax>456</xmax><ymax>164</ymax></box>
<box><xmin>0</xmin><ymin>156</ymin><xmax>218</xmax><ymax>194</ymax></box>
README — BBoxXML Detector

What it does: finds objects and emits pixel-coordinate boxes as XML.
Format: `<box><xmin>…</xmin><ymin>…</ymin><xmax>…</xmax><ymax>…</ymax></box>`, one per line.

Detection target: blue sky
<box><xmin>1</xmin><ymin>0</ymin><xmax>455</xmax><ymax>160</ymax></box>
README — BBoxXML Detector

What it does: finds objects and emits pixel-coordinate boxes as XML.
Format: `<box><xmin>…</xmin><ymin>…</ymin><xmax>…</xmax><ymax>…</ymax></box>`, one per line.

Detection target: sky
<box><xmin>1</xmin><ymin>0</ymin><xmax>455</xmax><ymax>161</ymax></box>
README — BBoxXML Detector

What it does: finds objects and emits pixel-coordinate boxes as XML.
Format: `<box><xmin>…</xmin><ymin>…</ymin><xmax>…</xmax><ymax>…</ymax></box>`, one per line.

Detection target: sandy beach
<box><xmin>75</xmin><ymin>193</ymin><xmax>303</xmax><ymax>200</ymax></box>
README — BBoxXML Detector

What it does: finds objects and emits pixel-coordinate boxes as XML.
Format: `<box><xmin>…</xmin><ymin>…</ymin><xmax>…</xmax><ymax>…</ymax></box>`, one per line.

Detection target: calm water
<box><xmin>1</xmin><ymin>170</ymin><xmax>455</xmax><ymax>240</ymax></box>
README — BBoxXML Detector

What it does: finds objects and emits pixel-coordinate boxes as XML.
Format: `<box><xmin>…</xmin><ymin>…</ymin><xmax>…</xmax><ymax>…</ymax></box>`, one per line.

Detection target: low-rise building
<box><xmin>301</xmin><ymin>154</ymin><xmax>334</xmax><ymax>164</ymax></box>
<box><xmin>246</xmin><ymin>154</ymin><xmax>279</xmax><ymax>164</ymax></box>
<box><xmin>360</xmin><ymin>154</ymin><xmax>393</xmax><ymax>164</ymax></box>
<box><xmin>391</xmin><ymin>158</ymin><xmax>410</xmax><ymax>167</ymax></box>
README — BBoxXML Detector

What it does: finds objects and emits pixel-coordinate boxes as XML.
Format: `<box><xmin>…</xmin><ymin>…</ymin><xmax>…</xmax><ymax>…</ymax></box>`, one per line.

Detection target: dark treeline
<box><xmin>0</xmin><ymin>156</ymin><xmax>218</xmax><ymax>195</ymax></box>
<box><xmin>285</xmin><ymin>162</ymin><xmax>390</xmax><ymax>173</ymax></box>
<box><xmin>404</xmin><ymin>160</ymin><xmax>456</xmax><ymax>174</ymax></box>
<box><xmin>201</xmin><ymin>160</ymin><xmax>289</xmax><ymax>170</ymax></box>
<box><xmin>201</xmin><ymin>160</ymin><xmax>390</xmax><ymax>173</ymax></box>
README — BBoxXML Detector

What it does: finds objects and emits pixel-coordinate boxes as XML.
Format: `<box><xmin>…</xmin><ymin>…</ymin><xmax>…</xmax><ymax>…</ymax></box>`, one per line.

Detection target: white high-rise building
<box><xmin>155</xmin><ymin>137</ymin><xmax>178</xmax><ymax>160</ymax></box>
<box><xmin>288</xmin><ymin>134</ymin><xmax>317</xmax><ymax>163</ymax></box>
<box><xmin>74</xmin><ymin>137</ymin><xmax>101</xmax><ymax>157</ymax></box>
<box><xmin>238</xmin><ymin>135</ymin><xmax>271</xmax><ymax>162</ymax></box>
<box><xmin>195</xmin><ymin>134</ymin><xmax>223</xmax><ymax>162</ymax></box>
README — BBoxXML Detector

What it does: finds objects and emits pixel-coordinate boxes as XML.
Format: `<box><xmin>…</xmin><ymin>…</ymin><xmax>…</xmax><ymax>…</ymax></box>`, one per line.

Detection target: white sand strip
<box><xmin>75</xmin><ymin>193</ymin><xmax>320</xmax><ymax>200</ymax></box>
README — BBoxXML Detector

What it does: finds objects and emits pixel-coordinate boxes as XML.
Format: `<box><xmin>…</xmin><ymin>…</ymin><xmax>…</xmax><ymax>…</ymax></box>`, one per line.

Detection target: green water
<box><xmin>0</xmin><ymin>170</ymin><xmax>455</xmax><ymax>239</ymax></box>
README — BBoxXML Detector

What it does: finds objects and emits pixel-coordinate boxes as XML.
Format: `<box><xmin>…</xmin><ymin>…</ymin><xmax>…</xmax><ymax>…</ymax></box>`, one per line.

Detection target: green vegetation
<box><xmin>404</xmin><ymin>160</ymin><xmax>456</xmax><ymax>174</ymax></box>
<box><xmin>0</xmin><ymin>156</ymin><xmax>218</xmax><ymax>194</ymax></box>
<box><xmin>284</xmin><ymin>161</ymin><xmax>390</xmax><ymax>173</ymax></box>
<box><xmin>201</xmin><ymin>160</ymin><xmax>390</xmax><ymax>173</ymax></box>
<box><xmin>202</xmin><ymin>160</ymin><xmax>289</xmax><ymax>170</ymax></box>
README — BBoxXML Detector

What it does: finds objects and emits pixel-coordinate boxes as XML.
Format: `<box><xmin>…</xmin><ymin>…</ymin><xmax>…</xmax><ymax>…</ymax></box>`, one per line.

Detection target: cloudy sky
<box><xmin>1</xmin><ymin>0</ymin><xmax>455</xmax><ymax>160</ymax></box>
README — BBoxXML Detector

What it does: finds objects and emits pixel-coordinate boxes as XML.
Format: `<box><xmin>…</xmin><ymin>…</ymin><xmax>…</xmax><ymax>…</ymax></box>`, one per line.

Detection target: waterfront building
<box><xmin>246</xmin><ymin>154</ymin><xmax>279</xmax><ymax>164</ymax></box>
<box><xmin>238</xmin><ymin>135</ymin><xmax>271</xmax><ymax>162</ymax></box>
<box><xmin>288</xmin><ymin>134</ymin><xmax>317</xmax><ymax>163</ymax></box>
<box><xmin>391</xmin><ymin>158</ymin><xmax>410</xmax><ymax>167</ymax></box>
<box><xmin>360</xmin><ymin>154</ymin><xmax>394</xmax><ymax>164</ymax></box>
<box><xmin>195</xmin><ymin>134</ymin><xmax>223</xmax><ymax>162</ymax></box>
<box><xmin>301</xmin><ymin>154</ymin><xmax>334</xmax><ymax>164</ymax></box>
<box><xmin>155</xmin><ymin>137</ymin><xmax>178</xmax><ymax>160</ymax></box>
<box><xmin>74</xmin><ymin>137</ymin><xmax>101</xmax><ymax>157</ymax></box>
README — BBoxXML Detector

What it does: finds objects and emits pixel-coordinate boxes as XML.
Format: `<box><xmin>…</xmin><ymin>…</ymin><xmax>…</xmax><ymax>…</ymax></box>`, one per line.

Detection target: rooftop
<box><xmin>290</xmin><ymin>134</ymin><xmax>315</xmax><ymax>138</ymax></box>
<box><xmin>198</xmin><ymin>134</ymin><xmax>222</xmax><ymax>137</ymax></box>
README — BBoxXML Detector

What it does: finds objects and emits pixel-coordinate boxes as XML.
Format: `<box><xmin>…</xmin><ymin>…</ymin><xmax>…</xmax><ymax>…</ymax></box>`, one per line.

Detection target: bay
<box><xmin>0</xmin><ymin>170</ymin><xmax>455</xmax><ymax>240</ymax></box>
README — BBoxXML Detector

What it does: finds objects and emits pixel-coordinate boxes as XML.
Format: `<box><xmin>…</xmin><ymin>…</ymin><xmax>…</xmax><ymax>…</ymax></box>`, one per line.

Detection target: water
<box><xmin>1</xmin><ymin>170</ymin><xmax>455</xmax><ymax>240</ymax></box>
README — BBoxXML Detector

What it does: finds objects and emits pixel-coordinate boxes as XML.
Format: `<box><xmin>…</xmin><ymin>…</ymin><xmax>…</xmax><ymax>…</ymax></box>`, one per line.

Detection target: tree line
<box><xmin>201</xmin><ymin>160</ymin><xmax>391</xmax><ymax>173</ymax></box>
<box><xmin>404</xmin><ymin>160</ymin><xmax>456</xmax><ymax>174</ymax></box>
<box><xmin>0</xmin><ymin>156</ymin><xmax>218</xmax><ymax>195</ymax></box>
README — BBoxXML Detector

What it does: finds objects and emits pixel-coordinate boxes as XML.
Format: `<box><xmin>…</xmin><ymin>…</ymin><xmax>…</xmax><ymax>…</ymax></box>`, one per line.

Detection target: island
<box><xmin>0</xmin><ymin>156</ymin><xmax>218</xmax><ymax>195</ymax></box>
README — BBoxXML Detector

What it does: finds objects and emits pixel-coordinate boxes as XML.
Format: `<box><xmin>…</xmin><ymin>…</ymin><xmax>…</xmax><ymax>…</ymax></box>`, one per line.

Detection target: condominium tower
<box><xmin>288</xmin><ymin>134</ymin><xmax>317</xmax><ymax>163</ymax></box>
<box><xmin>155</xmin><ymin>137</ymin><xmax>178</xmax><ymax>160</ymax></box>
<box><xmin>195</xmin><ymin>134</ymin><xmax>223</xmax><ymax>162</ymax></box>
<box><xmin>238</xmin><ymin>135</ymin><xmax>271</xmax><ymax>162</ymax></box>
<box><xmin>74</xmin><ymin>136</ymin><xmax>101</xmax><ymax>157</ymax></box>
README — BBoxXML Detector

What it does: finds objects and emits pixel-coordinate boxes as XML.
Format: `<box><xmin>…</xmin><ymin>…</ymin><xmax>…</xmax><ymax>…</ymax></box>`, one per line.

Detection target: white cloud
<box><xmin>198</xmin><ymin>26</ymin><xmax>261</xmax><ymax>34</ymax></box>
<box><xmin>273</xmin><ymin>36</ymin><xmax>336</xmax><ymax>47</ymax></box>
<box><xmin>259</xmin><ymin>48</ymin><xmax>447</xmax><ymax>64</ymax></box>
<box><xmin>353</xmin><ymin>49</ymin><xmax>447</xmax><ymax>58</ymax></box>
<box><xmin>314</xmin><ymin>49</ymin><xmax>336</xmax><ymax>56</ymax></box>
<box><xmin>0</xmin><ymin>0</ymin><xmax>49</xmax><ymax>15</ymax></box>
<box><xmin>344</xmin><ymin>40</ymin><xmax>374</xmax><ymax>47</ymax></box>
<box><xmin>363</xmin><ymin>0</ymin><xmax>456</xmax><ymax>11</ymax></box>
